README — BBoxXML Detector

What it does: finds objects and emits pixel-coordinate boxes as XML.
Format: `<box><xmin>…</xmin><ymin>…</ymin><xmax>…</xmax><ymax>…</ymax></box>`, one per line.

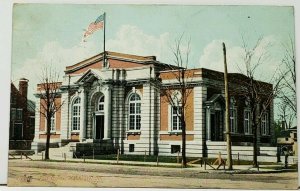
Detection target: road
<box><xmin>8</xmin><ymin>160</ymin><xmax>298</xmax><ymax>189</ymax></box>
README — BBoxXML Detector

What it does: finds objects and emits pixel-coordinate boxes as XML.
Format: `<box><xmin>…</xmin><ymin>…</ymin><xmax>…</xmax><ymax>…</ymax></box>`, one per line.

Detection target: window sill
<box><xmin>71</xmin><ymin>131</ymin><xmax>80</xmax><ymax>134</ymax></box>
<box><xmin>126</xmin><ymin>130</ymin><xmax>141</xmax><ymax>135</ymax></box>
<box><xmin>168</xmin><ymin>131</ymin><xmax>182</xmax><ymax>135</ymax></box>
<box><xmin>39</xmin><ymin>131</ymin><xmax>61</xmax><ymax>135</ymax></box>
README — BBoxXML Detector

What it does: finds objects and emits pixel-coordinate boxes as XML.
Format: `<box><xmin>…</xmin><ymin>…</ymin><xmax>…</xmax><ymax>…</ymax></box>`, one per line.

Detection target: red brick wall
<box><xmin>160</xmin><ymin>88</ymin><xmax>194</xmax><ymax>140</ymax></box>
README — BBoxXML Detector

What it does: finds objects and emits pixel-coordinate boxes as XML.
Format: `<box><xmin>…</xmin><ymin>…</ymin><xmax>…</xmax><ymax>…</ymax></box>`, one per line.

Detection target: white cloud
<box><xmin>107</xmin><ymin>25</ymin><xmax>171</xmax><ymax>62</ymax></box>
<box><xmin>199</xmin><ymin>36</ymin><xmax>281</xmax><ymax>82</ymax></box>
<box><xmin>12</xmin><ymin>40</ymin><xmax>99</xmax><ymax>100</ymax></box>
<box><xmin>12</xmin><ymin>25</ymin><xmax>172</xmax><ymax>100</ymax></box>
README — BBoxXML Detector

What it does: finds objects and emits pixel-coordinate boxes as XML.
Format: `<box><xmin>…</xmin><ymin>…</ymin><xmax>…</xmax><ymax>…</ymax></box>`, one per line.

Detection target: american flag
<box><xmin>83</xmin><ymin>14</ymin><xmax>104</xmax><ymax>40</ymax></box>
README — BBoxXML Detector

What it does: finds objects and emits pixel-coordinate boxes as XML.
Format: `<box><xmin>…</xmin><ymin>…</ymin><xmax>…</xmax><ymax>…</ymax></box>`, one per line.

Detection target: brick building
<box><xmin>10</xmin><ymin>78</ymin><xmax>35</xmax><ymax>149</ymax></box>
<box><xmin>32</xmin><ymin>51</ymin><xmax>275</xmax><ymax>159</ymax></box>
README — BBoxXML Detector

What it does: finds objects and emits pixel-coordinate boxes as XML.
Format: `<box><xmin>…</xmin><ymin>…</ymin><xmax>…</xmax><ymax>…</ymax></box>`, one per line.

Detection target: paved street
<box><xmin>7</xmin><ymin>160</ymin><xmax>298</xmax><ymax>189</ymax></box>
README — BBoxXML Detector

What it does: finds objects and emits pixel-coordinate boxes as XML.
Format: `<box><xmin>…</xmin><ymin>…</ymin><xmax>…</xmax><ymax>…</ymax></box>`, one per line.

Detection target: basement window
<box><xmin>171</xmin><ymin>145</ymin><xmax>180</xmax><ymax>154</ymax></box>
<box><xmin>129</xmin><ymin>144</ymin><xmax>135</xmax><ymax>152</ymax></box>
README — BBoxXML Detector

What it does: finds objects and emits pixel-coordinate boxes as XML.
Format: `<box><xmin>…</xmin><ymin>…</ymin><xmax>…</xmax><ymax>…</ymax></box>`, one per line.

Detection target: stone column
<box><xmin>32</xmin><ymin>96</ymin><xmax>41</xmax><ymax>154</ymax></box>
<box><xmin>79</xmin><ymin>88</ymin><xmax>86</xmax><ymax>141</ymax></box>
<box><xmin>104</xmin><ymin>85</ymin><xmax>112</xmax><ymax>139</ymax></box>
<box><xmin>206</xmin><ymin>107</ymin><xmax>211</xmax><ymax>141</ymax></box>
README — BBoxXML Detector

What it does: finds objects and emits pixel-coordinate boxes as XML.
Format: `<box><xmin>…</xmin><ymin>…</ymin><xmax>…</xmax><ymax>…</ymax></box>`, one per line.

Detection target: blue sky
<box><xmin>11</xmin><ymin>4</ymin><xmax>295</xmax><ymax>105</ymax></box>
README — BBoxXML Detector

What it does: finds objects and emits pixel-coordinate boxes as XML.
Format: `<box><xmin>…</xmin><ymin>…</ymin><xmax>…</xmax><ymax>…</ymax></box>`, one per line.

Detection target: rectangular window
<box><xmin>171</xmin><ymin>106</ymin><xmax>182</xmax><ymax>131</ymax></box>
<box><xmin>230</xmin><ymin>108</ymin><xmax>237</xmax><ymax>133</ymax></box>
<box><xmin>11</xmin><ymin>108</ymin><xmax>16</xmax><ymax>120</ymax></box>
<box><xmin>16</xmin><ymin>109</ymin><xmax>23</xmax><ymax>120</ymax></box>
<box><xmin>171</xmin><ymin>145</ymin><xmax>181</xmax><ymax>154</ymax></box>
<box><xmin>244</xmin><ymin>110</ymin><xmax>251</xmax><ymax>134</ymax></box>
<box><xmin>261</xmin><ymin>112</ymin><xmax>269</xmax><ymax>135</ymax></box>
<box><xmin>129</xmin><ymin>144</ymin><xmax>135</xmax><ymax>152</ymax></box>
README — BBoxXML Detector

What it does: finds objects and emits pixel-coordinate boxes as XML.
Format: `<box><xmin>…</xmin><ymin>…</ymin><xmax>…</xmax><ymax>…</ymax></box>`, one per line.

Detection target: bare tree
<box><xmin>278</xmin><ymin>38</ymin><xmax>296</xmax><ymax>126</ymax></box>
<box><xmin>277</xmin><ymin>100</ymin><xmax>296</xmax><ymax>130</ymax></box>
<box><xmin>160</xmin><ymin>36</ymin><xmax>193</xmax><ymax>168</ymax></box>
<box><xmin>37</xmin><ymin>66</ymin><xmax>64</xmax><ymax>160</ymax></box>
<box><xmin>235</xmin><ymin>36</ymin><xmax>284</xmax><ymax>167</ymax></box>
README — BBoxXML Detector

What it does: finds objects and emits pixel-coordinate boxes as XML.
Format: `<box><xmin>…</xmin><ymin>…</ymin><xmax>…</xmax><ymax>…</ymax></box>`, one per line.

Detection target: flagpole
<box><xmin>103</xmin><ymin>12</ymin><xmax>106</xmax><ymax>67</ymax></box>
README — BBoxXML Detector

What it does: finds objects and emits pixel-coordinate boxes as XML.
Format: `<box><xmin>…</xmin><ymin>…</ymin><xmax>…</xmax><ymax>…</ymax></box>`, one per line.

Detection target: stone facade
<box><xmin>32</xmin><ymin>51</ymin><xmax>275</xmax><ymax>157</ymax></box>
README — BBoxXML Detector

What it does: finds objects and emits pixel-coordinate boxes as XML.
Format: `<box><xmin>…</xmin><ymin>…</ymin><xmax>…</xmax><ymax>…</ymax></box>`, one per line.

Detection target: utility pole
<box><xmin>222</xmin><ymin>42</ymin><xmax>233</xmax><ymax>170</ymax></box>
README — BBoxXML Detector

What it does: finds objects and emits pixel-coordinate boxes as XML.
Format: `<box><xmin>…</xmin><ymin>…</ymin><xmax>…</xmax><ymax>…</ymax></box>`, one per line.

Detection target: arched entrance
<box><xmin>205</xmin><ymin>94</ymin><xmax>225</xmax><ymax>141</ymax></box>
<box><xmin>91</xmin><ymin>92</ymin><xmax>105</xmax><ymax>140</ymax></box>
<box><xmin>95</xmin><ymin>95</ymin><xmax>105</xmax><ymax>139</ymax></box>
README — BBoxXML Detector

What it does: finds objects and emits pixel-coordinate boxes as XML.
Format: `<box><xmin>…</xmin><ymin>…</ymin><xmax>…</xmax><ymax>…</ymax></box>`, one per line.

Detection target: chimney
<box><xmin>19</xmin><ymin>78</ymin><xmax>29</xmax><ymax>98</ymax></box>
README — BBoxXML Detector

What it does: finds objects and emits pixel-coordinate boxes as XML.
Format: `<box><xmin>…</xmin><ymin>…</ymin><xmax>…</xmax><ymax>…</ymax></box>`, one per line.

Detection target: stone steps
<box><xmin>48</xmin><ymin>143</ymin><xmax>74</xmax><ymax>159</ymax></box>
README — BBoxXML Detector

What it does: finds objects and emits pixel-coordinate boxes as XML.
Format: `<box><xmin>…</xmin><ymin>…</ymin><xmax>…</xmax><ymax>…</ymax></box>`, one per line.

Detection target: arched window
<box><xmin>128</xmin><ymin>93</ymin><xmax>141</xmax><ymax>130</ymax></box>
<box><xmin>98</xmin><ymin>96</ymin><xmax>104</xmax><ymax>112</ymax></box>
<box><xmin>72</xmin><ymin>97</ymin><xmax>81</xmax><ymax>131</ymax></box>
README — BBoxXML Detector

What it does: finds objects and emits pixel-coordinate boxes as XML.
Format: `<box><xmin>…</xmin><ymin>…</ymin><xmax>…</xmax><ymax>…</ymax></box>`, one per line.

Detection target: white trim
<box><xmin>159</xmin><ymin>131</ymin><xmax>196</xmax><ymax>135</ymax></box>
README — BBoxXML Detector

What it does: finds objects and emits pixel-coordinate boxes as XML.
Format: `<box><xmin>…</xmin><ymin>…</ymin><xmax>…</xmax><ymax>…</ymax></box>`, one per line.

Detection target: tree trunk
<box><xmin>253</xmin><ymin>125</ymin><xmax>258</xmax><ymax>167</ymax></box>
<box><xmin>182</xmin><ymin>119</ymin><xmax>187</xmax><ymax>168</ymax></box>
<box><xmin>45</xmin><ymin>116</ymin><xmax>51</xmax><ymax>160</ymax></box>
<box><xmin>252</xmin><ymin>103</ymin><xmax>260</xmax><ymax>168</ymax></box>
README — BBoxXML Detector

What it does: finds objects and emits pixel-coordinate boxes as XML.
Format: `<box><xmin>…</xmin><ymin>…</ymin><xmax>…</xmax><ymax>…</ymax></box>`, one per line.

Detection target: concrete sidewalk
<box><xmin>21</xmin><ymin>153</ymin><xmax>290</xmax><ymax>174</ymax></box>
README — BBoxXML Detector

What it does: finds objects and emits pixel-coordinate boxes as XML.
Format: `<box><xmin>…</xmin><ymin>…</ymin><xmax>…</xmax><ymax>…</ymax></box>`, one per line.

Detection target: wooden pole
<box><xmin>103</xmin><ymin>12</ymin><xmax>106</xmax><ymax>67</ymax></box>
<box><xmin>223</xmin><ymin>42</ymin><xmax>233</xmax><ymax>170</ymax></box>
<box><xmin>156</xmin><ymin>155</ymin><xmax>159</xmax><ymax>166</ymax></box>
<box><xmin>42</xmin><ymin>152</ymin><xmax>44</xmax><ymax>160</ymax></box>
<box><xmin>83</xmin><ymin>154</ymin><xmax>85</xmax><ymax>163</ymax></box>
<box><xmin>177</xmin><ymin>151</ymin><xmax>180</xmax><ymax>163</ymax></box>
<box><xmin>144</xmin><ymin>150</ymin><xmax>146</xmax><ymax>162</ymax></box>
<box><xmin>64</xmin><ymin>153</ymin><xmax>66</xmax><ymax>162</ymax></box>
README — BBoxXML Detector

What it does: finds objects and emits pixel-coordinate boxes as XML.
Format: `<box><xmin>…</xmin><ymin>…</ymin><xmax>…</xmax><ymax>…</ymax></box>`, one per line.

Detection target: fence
<box><xmin>206</xmin><ymin>141</ymin><xmax>278</xmax><ymax>163</ymax></box>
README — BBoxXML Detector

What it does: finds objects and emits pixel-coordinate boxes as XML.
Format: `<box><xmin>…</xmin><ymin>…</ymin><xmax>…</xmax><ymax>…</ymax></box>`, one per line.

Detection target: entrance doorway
<box><xmin>95</xmin><ymin>115</ymin><xmax>104</xmax><ymax>139</ymax></box>
<box><xmin>210</xmin><ymin>110</ymin><xmax>224</xmax><ymax>141</ymax></box>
